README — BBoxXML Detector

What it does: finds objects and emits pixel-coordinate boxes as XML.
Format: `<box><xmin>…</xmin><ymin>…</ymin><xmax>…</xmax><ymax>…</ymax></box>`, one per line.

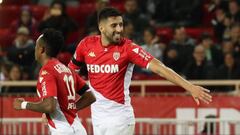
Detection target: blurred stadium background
<box><xmin>1</xmin><ymin>0</ymin><xmax>240</xmax><ymax>135</ymax></box>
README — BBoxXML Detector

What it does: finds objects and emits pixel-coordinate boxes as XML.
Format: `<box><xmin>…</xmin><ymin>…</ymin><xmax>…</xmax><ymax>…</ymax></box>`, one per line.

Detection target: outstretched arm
<box><xmin>148</xmin><ymin>58</ymin><xmax>212</xmax><ymax>105</ymax></box>
<box><xmin>13</xmin><ymin>97</ymin><xmax>56</xmax><ymax>113</ymax></box>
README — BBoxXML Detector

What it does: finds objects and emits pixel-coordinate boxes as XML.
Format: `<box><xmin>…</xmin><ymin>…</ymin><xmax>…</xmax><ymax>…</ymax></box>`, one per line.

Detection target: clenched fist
<box><xmin>13</xmin><ymin>98</ymin><xmax>25</xmax><ymax>110</ymax></box>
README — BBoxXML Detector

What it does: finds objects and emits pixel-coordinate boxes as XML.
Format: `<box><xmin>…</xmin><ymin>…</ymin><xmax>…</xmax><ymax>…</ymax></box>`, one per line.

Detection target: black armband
<box><xmin>72</xmin><ymin>58</ymin><xmax>85</xmax><ymax>67</ymax></box>
<box><xmin>77</xmin><ymin>84</ymin><xmax>90</xmax><ymax>96</ymax></box>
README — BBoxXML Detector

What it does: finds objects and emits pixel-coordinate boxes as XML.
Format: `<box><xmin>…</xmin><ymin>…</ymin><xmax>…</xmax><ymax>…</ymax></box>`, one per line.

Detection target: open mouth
<box><xmin>114</xmin><ymin>33</ymin><xmax>121</xmax><ymax>38</ymax></box>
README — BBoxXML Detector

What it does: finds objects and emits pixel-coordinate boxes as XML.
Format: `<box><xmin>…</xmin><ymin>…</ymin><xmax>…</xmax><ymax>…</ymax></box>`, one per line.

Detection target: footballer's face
<box><xmin>100</xmin><ymin>16</ymin><xmax>123</xmax><ymax>44</ymax></box>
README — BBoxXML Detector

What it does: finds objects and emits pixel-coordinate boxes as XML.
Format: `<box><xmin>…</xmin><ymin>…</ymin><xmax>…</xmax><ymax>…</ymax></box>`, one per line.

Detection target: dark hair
<box><xmin>97</xmin><ymin>7</ymin><xmax>122</xmax><ymax>24</ymax></box>
<box><xmin>200</xmin><ymin>32</ymin><xmax>212</xmax><ymax>41</ymax></box>
<box><xmin>144</xmin><ymin>27</ymin><xmax>156</xmax><ymax>36</ymax></box>
<box><xmin>18</xmin><ymin>6</ymin><xmax>33</xmax><ymax>32</ymax></box>
<box><xmin>230</xmin><ymin>23</ymin><xmax>240</xmax><ymax>30</ymax></box>
<box><xmin>50</xmin><ymin>0</ymin><xmax>66</xmax><ymax>16</ymax></box>
<box><xmin>9</xmin><ymin>64</ymin><xmax>22</xmax><ymax>80</ymax></box>
<box><xmin>172</xmin><ymin>25</ymin><xmax>184</xmax><ymax>35</ymax></box>
<box><xmin>124</xmin><ymin>18</ymin><xmax>133</xmax><ymax>27</ymax></box>
<box><xmin>41</xmin><ymin>29</ymin><xmax>64</xmax><ymax>57</ymax></box>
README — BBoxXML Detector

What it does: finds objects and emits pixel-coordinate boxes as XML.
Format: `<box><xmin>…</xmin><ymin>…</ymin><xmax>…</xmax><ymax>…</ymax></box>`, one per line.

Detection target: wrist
<box><xmin>21</xmin><ymin>101</ymin><xmax>28</xmax><ymax>109</ymax></box>
<box><xmin>184</xmin><ymin>83</ymin><xmax>194</xmax><ymax>92</ymax></box>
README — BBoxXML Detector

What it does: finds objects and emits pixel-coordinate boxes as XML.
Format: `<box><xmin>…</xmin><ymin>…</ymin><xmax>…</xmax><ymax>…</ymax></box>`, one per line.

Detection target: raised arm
<box><xmin>148</xmin><ymin>58</ymin><xmax>212</xmax><ymax>105</ymax></box>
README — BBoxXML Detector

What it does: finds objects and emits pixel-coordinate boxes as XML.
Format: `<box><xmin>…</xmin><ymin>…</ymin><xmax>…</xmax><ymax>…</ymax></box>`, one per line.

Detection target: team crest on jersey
<box><xmin>113</xmin><ymin>52</ymin><xmax>120</xmax><ymax>61</ymax></box>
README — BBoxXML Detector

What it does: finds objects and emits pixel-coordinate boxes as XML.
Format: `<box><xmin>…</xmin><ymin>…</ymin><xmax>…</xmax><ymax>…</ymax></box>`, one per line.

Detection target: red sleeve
<box><xmin>39</xmin><ymin>72</ymin><xmax>57</xmax><ymax>98</ymax></box>
<box><xmin>68</xmin><ymin>38</ymin><xmax>86</xmax><ymax>70</ymax></box>
<box><xmin>127</xmin><ymin>43</ymin><xmax>154</xmax><ymax>69</ymax></box>
<box><xmin>74</xmin><ymin>72</ymin><xmax>89</xmax><ymax>95</ymax></box>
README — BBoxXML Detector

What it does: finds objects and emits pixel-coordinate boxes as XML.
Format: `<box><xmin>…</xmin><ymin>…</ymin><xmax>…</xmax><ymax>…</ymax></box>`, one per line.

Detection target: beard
<box><xmin>104</xmin><ymin>31</ymin><xmax>122</xmax><ymax>44</ymax></box>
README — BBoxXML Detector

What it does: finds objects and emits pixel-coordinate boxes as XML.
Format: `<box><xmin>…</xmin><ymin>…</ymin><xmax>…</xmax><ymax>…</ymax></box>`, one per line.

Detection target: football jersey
<box><xmin>37</xmin><ymin>58</ymin><xmax>88</xmax><ymax>129</ymax></box>
<box><xmin>68</xmin><ymin>35</ymin><xmax>154</xmax><ymax>125</ymax></box>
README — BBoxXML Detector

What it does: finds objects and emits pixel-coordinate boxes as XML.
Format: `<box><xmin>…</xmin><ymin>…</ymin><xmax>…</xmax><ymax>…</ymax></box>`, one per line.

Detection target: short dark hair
<box><xmin>200</xmin><ymin>32</ymin><xmax>212</xmax><ymax>41</ymax></box>
<box><xmin>40</xmin><ymin>29</ymin><xmax>64</xmax><ymax>57</ymax></box>
<box><xmin>172</xmin><ymin>25</ymin><xmax>185</xmax><ymax>35</ymax></box>
<box><xmin>97</xmin><ymin>7</ymin><xmax>122</xmax><ymax>24</ymax></box>
<box><xmin>144</xmin><ymin>27</ymin><xmax>157</xmax><ymax>37</ymax></box>
<box><xmin>50</xmin><ymin>0</ymin><xmax>66</xmax><ymax>15</ymax></box>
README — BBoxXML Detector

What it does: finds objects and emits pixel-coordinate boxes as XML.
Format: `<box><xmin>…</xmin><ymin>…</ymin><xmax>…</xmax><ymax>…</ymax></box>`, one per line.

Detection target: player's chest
<box><xmin>84</xmin><ymin>47</ymin><xmax>128</xmax><ymax>66</ymax></box>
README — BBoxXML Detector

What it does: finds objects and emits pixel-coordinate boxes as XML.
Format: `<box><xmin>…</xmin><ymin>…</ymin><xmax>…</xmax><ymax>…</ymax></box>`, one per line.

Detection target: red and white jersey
<box><xmin>69</xmin><ymin>35</ymin><xmax>154</xmax><ymax>125</ymax></box>
<box><xmin>37</xmin><ymin>59</ymin><xmax>88</xmax><ymax>129</ymax></box>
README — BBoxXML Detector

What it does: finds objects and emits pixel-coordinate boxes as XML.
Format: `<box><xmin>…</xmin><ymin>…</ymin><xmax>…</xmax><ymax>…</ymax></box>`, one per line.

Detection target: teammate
<box><xmin>68</xmin><ymin>7</ymin><xmax>212</xmax><ymax>135</ymax></box>
<box><xmin>13</xmin><ymin>29</ymin><xmax>96</xmax><ymax>135</ymax></box>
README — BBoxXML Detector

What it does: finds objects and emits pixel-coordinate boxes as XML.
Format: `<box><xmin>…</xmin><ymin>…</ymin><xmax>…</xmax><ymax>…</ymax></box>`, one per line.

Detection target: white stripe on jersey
<box><xmin>90</xmin><ymin>63</ymin><xmax>135</xmax><ymax>126</ymax></box>
<box><xmin>49</xmin><ymin>116</ymin><xmax>85</xmax><ymax>135</ymax></box>
<box><xmin>49</xmin><ymin>101</ymin><xmax>71</xmax><ymax>128</ymax></box>
<box><xmin>123</xmin><ymin>63</ymin><xmax>134</xmax><ymax>106</ymax></box>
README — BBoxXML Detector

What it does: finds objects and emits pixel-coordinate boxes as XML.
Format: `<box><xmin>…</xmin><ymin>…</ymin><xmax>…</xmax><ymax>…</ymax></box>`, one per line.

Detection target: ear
<box><xmin>39</xmin><ymin>45</ymin><xmax>45</xmax><ymax>54</ymax></box>
<box><xmin>98</xmin><ymin>22</ymin><xmax>104</xmax><ymax>33</ymax></box>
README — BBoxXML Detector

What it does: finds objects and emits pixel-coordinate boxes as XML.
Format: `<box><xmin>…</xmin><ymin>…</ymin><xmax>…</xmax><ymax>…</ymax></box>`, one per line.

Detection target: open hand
<box><xmin>189</xmin><ymin>85</ymin><xmax>212</xmax><ymax>105</ymax></box>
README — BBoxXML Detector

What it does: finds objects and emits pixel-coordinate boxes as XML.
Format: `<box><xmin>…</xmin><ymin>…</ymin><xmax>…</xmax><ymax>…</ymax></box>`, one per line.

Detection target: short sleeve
<box><xmin>127</xmin><ymin>43</ymin><xmax>154</xmax><ymax>69</ymax></box>
<box><xmin>68</xmin><ymin>38</ymin><xmax>86</xmax><ymax>70</ymax></box>
<box><xmin>38</xmin><ymin>71</ymin><xmax>57</xmax><ymax>99</ymax></box>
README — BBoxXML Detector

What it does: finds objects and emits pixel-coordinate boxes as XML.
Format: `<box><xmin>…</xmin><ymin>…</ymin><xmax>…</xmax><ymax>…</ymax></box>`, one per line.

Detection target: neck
<box><xmin>101</xmin><ymin>34</ymin><xmax>110</xmax><ymax>47</ymax></box>
<box><xmin>39</xmin><ymin>55</ymin><xmax>51</xmax><ymax>66</ymax></box>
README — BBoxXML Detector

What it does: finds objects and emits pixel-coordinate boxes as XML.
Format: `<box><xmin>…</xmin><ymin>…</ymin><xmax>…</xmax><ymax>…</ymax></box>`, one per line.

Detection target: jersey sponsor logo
<box><xmin>88</xmin><ymin>52</ymin><xmax>96</xmax><ymax>57</ymax></box>
<box><xmin>113</xmin><ymin>52</ymin><xmax>120</xmax><ymax>61</ymax></box>
<box><xmin>87</xmin><ymin>64</ymin><xmax>119</xmax><ymax>73</ymax></box>
<box><xmin>132</xmin><ymin>48</ymin><xmax>139</xmax><ymax>54</ymax></box>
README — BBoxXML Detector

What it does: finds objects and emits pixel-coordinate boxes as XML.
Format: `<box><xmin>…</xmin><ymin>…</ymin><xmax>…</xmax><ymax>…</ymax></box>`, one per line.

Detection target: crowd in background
<box><xmin>1</xmin><ymin>0</ymin><xmax>240</xmax><ymax>93</ymax></box>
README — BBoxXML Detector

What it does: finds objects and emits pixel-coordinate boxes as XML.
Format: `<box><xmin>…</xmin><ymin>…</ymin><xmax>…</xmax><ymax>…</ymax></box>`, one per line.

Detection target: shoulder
<box><xmin>38</xmin><ymin>66</ymin><xmax>54</xmax><ymax>83</ymax></box>
<box><xmin>121</xmin><ymin>39</ymin><xmax>143</xmax><ymax>55</ymax></box>
<box><xmin>77</xmin><ymin>35</ymin><xmax>100</xmax><ymax>48</ymax></box>
<box><xmin>82</xmin><ymin>35</ymin><xmax>100</xmax><ymax>43</ymax></box>
<box><xmin>40</xmin><ymin>64</ymin><xmax>53</xmax><ymax>75</ymax></box>
<box><xmin>122</xmin><ymin>38</ymin><xmax>138</xmax><ymax>48</ymax></box>
<box><xmin>40</xmin><ymin>61</ymin><xmax>58</xmax><ymax>76</ymax></box>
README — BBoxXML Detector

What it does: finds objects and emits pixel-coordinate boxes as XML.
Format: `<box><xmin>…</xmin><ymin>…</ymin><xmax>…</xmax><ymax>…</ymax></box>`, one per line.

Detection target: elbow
<box><xmin>48</xmin><ymin>105</ymin><xmax>56</xmax><ymax>113</ymax></box>
<box><xmin>90</xmin><ymin>94</ymin><xmax>96</xmax><ymax>104</ymax></box>
<box><xmin>45</xmin><ymin>104</ymin><xmax>56</xmax><ymax>113</ymax></box>
<box><xmin>92</xmin><ymin>96</ymin><xmax>96</xmax><ymax>103</ymax></box>
<box><xmin>44</xmin><ymin>102</ymin><xmax>56</xmax><ymax>113</ymax></box>
<box><xmin>88</xmin><ymin>92</ymin><xmax>96</xmax><ymax>105</ymax></box>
